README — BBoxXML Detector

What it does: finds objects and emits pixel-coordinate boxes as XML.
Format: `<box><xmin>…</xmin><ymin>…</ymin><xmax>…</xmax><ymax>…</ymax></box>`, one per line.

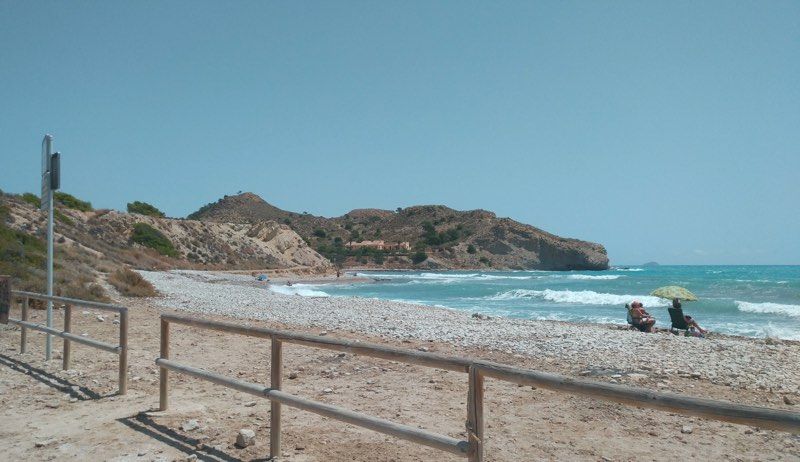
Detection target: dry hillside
<box><xmin>189</xmin><ymin>193</ymin><xmax>609</xmax><ymax>271</ymax></box>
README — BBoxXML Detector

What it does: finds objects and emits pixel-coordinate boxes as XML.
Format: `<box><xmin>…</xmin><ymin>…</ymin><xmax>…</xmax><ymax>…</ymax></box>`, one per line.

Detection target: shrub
<box><xmin>21</xmin><ymin>193</ymin><xmax>41</xmax><ymax>208</ymax></box>
<box><xmin>54</xmin><ymin>209</ymin><xmax>74</xmax><ymax>226</ymax></box>
<box><xmin>109</xmin><ymin>268</ymin><xmax>158</xmax><ymax>297</ymax></box>
<box><xmin>467</xmin><ymin>244</ymin><xmax>477</xmax><ymax>254</ymax></box>
<box><xmin>131</xmin><ymin>223</ymin><xmax>178</xmax><ymax>257</ymax></box>
<box><xmin>127</xmin><ymin>201</ymin><xmax>165</xmax><ymax>217</ymax></box>
<box><xmin>373</xmin><ymin>251</ymin><xmax>385</xmax><ymax>265</ymax></box>
<box><xmin>411</xmin><ymin>250</ymin><xmax>428</xmax><ymax>264</ymax></box>
<box><xmin>479</xmin><ymin>256</ymin><xmax>492</xmax><ymax>266</ymax></box>
<box><xmin>313</xmin><ymin>229</ymin><xmax>327</xmax><ymax>238</ymax></box>
<box><xmin>54</xmin><ymin>192</ymin><xmax>92</xmax><ymax>212</ymax></box>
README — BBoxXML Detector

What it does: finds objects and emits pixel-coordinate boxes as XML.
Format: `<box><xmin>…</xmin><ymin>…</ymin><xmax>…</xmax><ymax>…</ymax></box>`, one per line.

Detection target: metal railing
<box><xmin>7</xmin><ymin>291</ymin><xmax>129</xmax><ymax>395</ymax></box>
<box><xmin>157</xmin><ymin>314</ymin><xmax>799</xmax><ymax>461</ymax></box>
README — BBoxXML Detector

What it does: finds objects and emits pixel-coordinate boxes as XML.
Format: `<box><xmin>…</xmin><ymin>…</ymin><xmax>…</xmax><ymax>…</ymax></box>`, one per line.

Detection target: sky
<box><xmin>1</xmin><ymin>1</ymin><xmax>798</xmax><ymax>265</ymax></box>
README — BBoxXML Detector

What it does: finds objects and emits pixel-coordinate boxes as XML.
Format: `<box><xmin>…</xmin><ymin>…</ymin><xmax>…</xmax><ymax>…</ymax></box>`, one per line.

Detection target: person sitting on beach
<box><xmin>673</xmin><ymin>298</ymin><xmax>707</xmax><ymax>336</ymax></box>
<box><xmin>629</xmin><ymin>300</ymin><xmax>656</xmax><ymax>333</ymax></box>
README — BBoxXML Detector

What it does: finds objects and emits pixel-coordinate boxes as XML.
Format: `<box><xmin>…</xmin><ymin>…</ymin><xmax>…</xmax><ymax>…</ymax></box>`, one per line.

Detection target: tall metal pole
<box><xmin>43</xmin><ymin>134</ymin><xmax>54</xmax><ymax>361</ymax></box>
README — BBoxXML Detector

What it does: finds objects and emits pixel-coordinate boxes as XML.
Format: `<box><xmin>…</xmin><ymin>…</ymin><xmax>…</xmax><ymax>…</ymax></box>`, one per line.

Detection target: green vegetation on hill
<box><xmin>54</xmin><ymin>192</ymin><xmax>93</xmax><ymax>212</ymax></box>
<box><xmin>127</xmin><ymin>201</ymin><xmax>165</xmax><ymax>217</ymax></box>
<box><xmin>131</xmin><ymin>223</ymin><xmax>178</xmax><ymax>257</ymax></box>
<box><xmin>21</xmin><ymin>192</ymin><xmax>41</xmax><ymax>208</ymax></box>
<box><xmin>0</xmin><ymin>198</ymin><xmax>110</xmax><ymax>300</ymax></box>
<box><xmin>0</xmin><ymin>203</ymin><xmax>46</xmax><ymax>283</ymax></box>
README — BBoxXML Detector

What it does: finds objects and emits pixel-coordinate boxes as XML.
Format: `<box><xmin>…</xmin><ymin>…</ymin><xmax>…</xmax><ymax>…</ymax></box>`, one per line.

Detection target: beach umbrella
<box><xmin>650</xmin><ymin>286</ymin><xmax>698</xmax><ymax>301</ymax></box>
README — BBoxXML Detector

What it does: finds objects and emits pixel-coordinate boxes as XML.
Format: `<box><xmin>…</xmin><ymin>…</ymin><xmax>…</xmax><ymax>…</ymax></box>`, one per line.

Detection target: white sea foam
<box><xmin>269</xmin><ymin>284</ymin><xmax>330</xmax><ymax>297</ymax></box>
<box><xmin>615</xmin><ymin>268</ymin><xmax>644</xmax><ymax>272</ymax></box>
<box><xmin>488</xmin><ymin>289</ymin><xmax>667</xmax><ymax>307</ymax></box>
<box><xmin>736</xmin><ymin>301</ymin><xmax>800</xmax><ymax>318</ymax></box>
<box><xmin>356</xmin><ymin>272</ymin><xmax>534</xmax><ymax>281</ymax></box>
<box><xmin>566</xmin><ymin>274</ymin><xmax>621</xmax><ymax>280</ymax></box>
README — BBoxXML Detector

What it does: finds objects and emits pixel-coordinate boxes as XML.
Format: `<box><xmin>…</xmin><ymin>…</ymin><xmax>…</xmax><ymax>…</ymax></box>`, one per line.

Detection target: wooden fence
<box><xmin>157</xmin><ymin>313</ymin><xmax>799</xmax><ymax>461</ymax></box>
<box><xmin>6</xmin><ymin>290</ymin><xmax>129</xmax><ymax>395</ymax></box>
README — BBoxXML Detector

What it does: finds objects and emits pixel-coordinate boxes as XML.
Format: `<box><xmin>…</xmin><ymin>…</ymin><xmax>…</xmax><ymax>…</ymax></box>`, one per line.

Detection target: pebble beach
<box><xmin>140</xmin><ymin>270</ymin><xmax>800</xmax><ymax>396</ymax></box>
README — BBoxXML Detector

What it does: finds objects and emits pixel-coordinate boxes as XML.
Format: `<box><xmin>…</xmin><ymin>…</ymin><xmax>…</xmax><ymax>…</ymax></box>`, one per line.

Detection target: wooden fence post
<box><xmin>270</xmin><ymin>337</ymin><xmax>283</xmax><ymax>459</ymax></box>
<box><xmin>0</xmin><ymin>276</ymin><xmax>9</xmax><ymax>325</ymax></box>
<box><xmin>20</xmin><ymin>296</ymin><xmax>29</xmax><ymax>354</ymax></box>
<box><xmin>118</xmin><ymin>309</ymin><xmax>129</xmax><ymax>395</ymax></box>
<box><xmin>467</xmin><ymin>365</ymin><xmax>485</xmax><ymax>462</ymax></box>
<box><xmin>62</xmin><ymin>304</ymin><xmax>72</xmax><ymax>370</ymax></box>
<box><xmin>159</xmin><ymin>318</ymin><xmax>170</xmax><ymax>410</ymax></box>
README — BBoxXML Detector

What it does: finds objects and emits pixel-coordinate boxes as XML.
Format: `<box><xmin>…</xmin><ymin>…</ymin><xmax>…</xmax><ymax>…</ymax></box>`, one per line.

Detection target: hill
<box><xmin>189</xmin><ymin>193</ymin><xmax>609</xmax><ymax>271</ymax></box>
<box><xmin>0</xmin><ymin>192</ymin><xmax>332</xmax><ymax>299</ymax></box>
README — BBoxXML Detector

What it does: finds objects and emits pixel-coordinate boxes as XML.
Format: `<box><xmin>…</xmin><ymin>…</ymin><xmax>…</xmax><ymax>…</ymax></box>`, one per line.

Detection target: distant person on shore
<box><xmin>673</xmin><ymin>298</ymin><xmax>707</xmax><ymax>336</ymax></box>
<box><xmin>629</xmin><ymin>300</ymin><xmax>656</xmax><ymax>332</ymax></box>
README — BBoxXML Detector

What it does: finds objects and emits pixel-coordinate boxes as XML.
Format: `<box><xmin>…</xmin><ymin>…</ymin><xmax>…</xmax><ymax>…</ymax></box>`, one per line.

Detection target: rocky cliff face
<box><xmin>189</xmin><ymin>194</ymin><xmax>610</xmax><ymax>271</ymax></box>
<box><xmin>2</xmin><ymin>196</ymin><xmax>331</xmax><ymax>272</ymax></box>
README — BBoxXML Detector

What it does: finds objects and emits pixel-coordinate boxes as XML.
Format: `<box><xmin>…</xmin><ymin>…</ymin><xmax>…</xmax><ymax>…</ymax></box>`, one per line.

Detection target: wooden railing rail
<box><xmin>158</xmin><ymin>313</ymin><xmax>800</xmax><ymax>462</ymax></box>
<box><xmin>6</xmin><ymin>290</ymin><xmax>129</xmax><ymax>395</ymax></box>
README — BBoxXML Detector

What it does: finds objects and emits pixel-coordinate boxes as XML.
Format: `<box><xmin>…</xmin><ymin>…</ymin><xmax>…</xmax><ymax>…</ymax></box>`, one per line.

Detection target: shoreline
<box><xmin>139</xmin><ymin>270</ymin><xmax>800</xmax><ymax>395</ymax></box>
<box><xmin>219</xmin><ymin>269</ymin><xmax>798</xmax><ymax>344</ymax></box>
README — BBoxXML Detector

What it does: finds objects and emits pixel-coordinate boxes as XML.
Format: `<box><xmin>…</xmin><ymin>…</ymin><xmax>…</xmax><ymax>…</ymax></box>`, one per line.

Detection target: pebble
<box><xmin>244</xmin><ymin>401</ymin><xmax>257</xmax><ymax>407</ymax></box>
<box><xmin>235</xmin><ymin>429</ymin><xmax>256</xmax><ymax>448</ymax></box>
<box><xmin>783</xmin><ymin>395</ymin><xmax>795</xmax><ymax>405</ymax></box>
<box><xmin>96</xmin><ymin>315</ymin><xmax>105</xmax><ymax>322</ymax></box>
<box><xmin>322</xmin><ymin>388</ymin><xmax>333</xmax><ymax>394</ymax></box>
<box><xmin>289</xmin><ymin>372</ymin><xmax>299</xmax><ymax>380</ymax></box>
<box><xmin>181</xmin><ymin>420</ymin><xmax>200</xmax><ymax>432</ymax></box>
<box><xmin>681</xmin><ymin>425</ymin><xmax>693</xmax><ymax>434</ymax></box>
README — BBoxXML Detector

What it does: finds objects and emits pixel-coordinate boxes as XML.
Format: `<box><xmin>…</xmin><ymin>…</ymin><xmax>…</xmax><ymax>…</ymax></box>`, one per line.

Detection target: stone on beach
<box><xmin>235</xmin><ymin>429</ymin><xmax>255</xmax><ymax>448</ymax></box>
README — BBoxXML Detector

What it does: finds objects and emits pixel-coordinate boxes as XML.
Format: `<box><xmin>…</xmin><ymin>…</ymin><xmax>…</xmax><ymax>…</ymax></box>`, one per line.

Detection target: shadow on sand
<box><xmin>118</xmin><ymin>412</ymin><xmax>271</xmax><ymax>462</ymax></box>
<box><xmin>0</xmin><ymin>353</ymin><xmax>104</xmax><ymax>400</ymax></box>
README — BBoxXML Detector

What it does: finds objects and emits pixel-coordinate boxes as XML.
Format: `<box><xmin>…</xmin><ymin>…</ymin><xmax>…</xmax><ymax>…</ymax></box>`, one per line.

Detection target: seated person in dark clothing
<box><xmin>629</xmin><ymin>300</ymin><xmax>656</xmax><ymax>332</ymax></box>
<box><xmin>673</xmin><ymin>298</ymin><xmax>707</xmax><ymax>336</ymax></box>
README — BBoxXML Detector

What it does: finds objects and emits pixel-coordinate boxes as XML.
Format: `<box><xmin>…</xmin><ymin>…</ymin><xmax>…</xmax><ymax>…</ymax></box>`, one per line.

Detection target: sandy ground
<box><xmin>0</xmin><ymin>274</ymin><xmax>798</xmax><ymax>461</ymax></box>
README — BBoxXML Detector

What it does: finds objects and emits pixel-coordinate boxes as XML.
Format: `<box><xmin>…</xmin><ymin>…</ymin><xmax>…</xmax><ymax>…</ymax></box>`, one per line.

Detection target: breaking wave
<box><xmin>488</xmin><ymin>289</ymin><xmax>667</xmax><ymax>307</ymax></box>
<box><xmin>269</xmin><ymin>284</ymin><xmax>330</xmax><ymax>297</ymax></box>
<box><xmin>566</xmin><ymin>275</ymin><xmax>621</xmax><ymax>280</ymax></box>
<box><xmin>736</xmin><ymin>301</ymin><xmax>800</xmax><ymax>318</ymax></box>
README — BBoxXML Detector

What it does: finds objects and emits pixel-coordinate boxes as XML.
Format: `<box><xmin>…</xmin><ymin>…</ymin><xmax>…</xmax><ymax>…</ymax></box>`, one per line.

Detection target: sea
<box><xmin>272</xmin><ymin>266</ymin><xmax>800</xmax><ymax>341</ymax></box>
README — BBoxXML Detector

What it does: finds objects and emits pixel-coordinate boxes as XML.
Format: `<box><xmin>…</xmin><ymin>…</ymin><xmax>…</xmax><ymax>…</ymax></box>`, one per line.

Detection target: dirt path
<box><xmin>0</xmin><ymin>297</ymin><xmax>798</xmax><ymax>461</ymax></box>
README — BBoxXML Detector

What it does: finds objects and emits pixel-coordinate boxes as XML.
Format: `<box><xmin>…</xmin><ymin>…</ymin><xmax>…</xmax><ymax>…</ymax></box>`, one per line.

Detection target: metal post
<box><xmin>43</xmin><ymin>134</ymin><xmax>54</xmax><ymax>361</ymax></box>
<box><xmin>62</xmin><ymin>304</ymin><xmax>72</xmax><ymax>370</ymax></box>
<box><xmin>118</xmin><ymin>309</ymin><xmax>129</xmax><ymax>395</ymax></box>
<box><xmin>467</xmin><ymin>365</ymin><xmax>485</xmax><ymax>462</ymax></box>
<box><xmin>159</xmin><ymin>318</ymin><xmax>169</xmax><ymax>410</ymax></box>
<box><xmin>20</xmin><ymin>296</ymin><xmax>29</xmax><ymax>354</ymax></box>
<box><xmin>270</xmin><ymin>337</ymin><xmax>283</xmax><ymax>459</ymax></box>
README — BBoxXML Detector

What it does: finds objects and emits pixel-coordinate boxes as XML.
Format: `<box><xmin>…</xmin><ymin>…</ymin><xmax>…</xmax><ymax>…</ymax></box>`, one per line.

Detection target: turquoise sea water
<box><xmin>276</xmin><ymin>266</ymin><xmax>800</xmax><ymax>340</ymax></box>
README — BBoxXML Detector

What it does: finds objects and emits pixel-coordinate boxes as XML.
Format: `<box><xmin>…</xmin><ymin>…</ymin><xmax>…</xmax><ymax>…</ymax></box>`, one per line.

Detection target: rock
<box><xmin>418</xmin><ymin>346</ymin><xmax>429</xmax><ymax>352</ymax></box>
<box><xmin>235</xmin><ymin>429</ymin><xmax>256</xmax><ymax>448</ymax></box>
<box><xmin>288</xmin><ymin>372</ymin><xmax>298</xmax><ymax>380</ymax></box>
<box><xmin>34</xmin><ymin>439</ymin><xmax>56</xmax><ymax>448</ymax></box>
<box><xmin>322</xmin><ymin>388</ymin><xmax>333</xmax><ymax>394</ymax></box>
<box><xmin>185</xmin><ymin>455</ymin><xmax>198</xmax><ymax>461</ymax></box>
<box><xmin>181</xmin><ymin>420</ymin><xmax>200</xmax><ymax>432</ymax></box>
<box><xmin>783</xmin><ymin>395</ymin><xmax>795</xmax><ymax>405</ymax></box>
<box><xmin>319</xmin><ymin>331</ymin><xmax>327</xmax><ymax>336</ymax></box>
<box><xmin>244</xmin><ymin>401</ymin><xmax>256</xmax><ymax>407</ymax></box>
<box><xmin>681</xmin><ymin>425</ymin><xmax>693</xmax><ymax>434</ymax></box>
<box><xmin>112</xmin><ymin>319</ymin><xmax>120</xmax><ymax>325</ymax></box>
<box><xmin>96</xmin><ymin>315</ymin><xmax>105</xmax><ymax>322</ymax></box>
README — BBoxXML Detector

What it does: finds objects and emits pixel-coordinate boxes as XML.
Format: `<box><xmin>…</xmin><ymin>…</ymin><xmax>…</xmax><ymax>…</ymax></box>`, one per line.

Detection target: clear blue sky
<box><xmin>2</xmin><ymin>1</ymin><xmax>798</xmax><ymax>265</ymax></box>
